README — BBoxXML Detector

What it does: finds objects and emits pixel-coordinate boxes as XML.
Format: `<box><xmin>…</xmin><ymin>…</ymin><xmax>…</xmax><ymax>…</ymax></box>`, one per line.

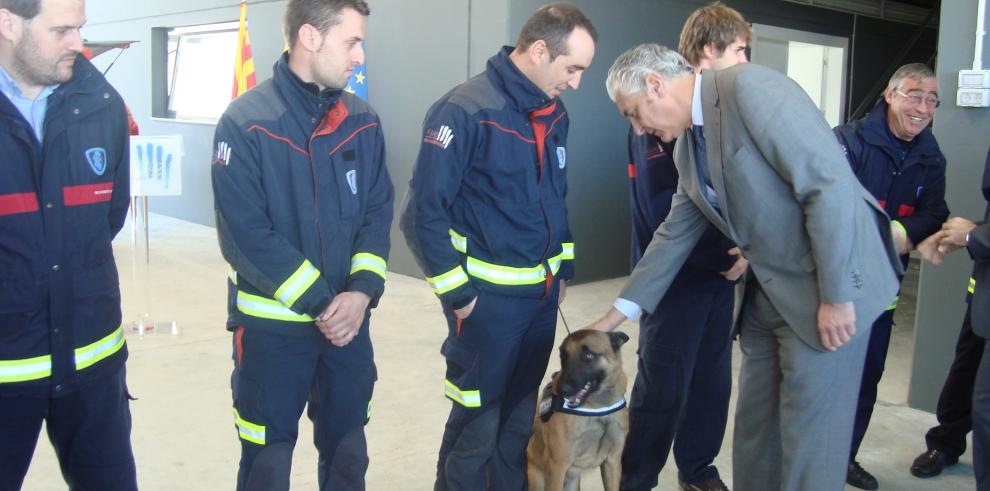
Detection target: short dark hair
<box><xmin>515</xmin><ymin>3</ymin><xmax>597</xmax><ymax>61</ymax></box>
<box><xmin>0</xmin><ymin>0</ymin><xmax>40</xmax><ymax>19</ymax></box>
<box><xmin>284</xmin><ymin>0</ymin><xmax>370</xmax><ymax>49</ymax></box>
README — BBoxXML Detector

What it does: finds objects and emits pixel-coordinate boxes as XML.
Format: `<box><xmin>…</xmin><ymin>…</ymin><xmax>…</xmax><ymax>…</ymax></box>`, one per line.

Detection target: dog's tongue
<box><xmin>565</xmin><ymin>381</ymin><xmax>593</xmax><ymax>406</ymax></box>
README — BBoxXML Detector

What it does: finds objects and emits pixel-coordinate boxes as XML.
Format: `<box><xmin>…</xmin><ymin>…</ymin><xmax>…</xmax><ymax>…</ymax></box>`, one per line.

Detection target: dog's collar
<box><xmin>539</xmin><ymin>393</ymin><xmax>626</xmax><ymax>422</ymax></box>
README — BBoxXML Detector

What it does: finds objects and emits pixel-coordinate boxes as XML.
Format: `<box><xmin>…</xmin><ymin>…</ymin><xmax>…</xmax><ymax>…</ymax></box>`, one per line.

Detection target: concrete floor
<box><xmin>20</xmin><ymin>213</ymin><xmax>978</xmax><ymax>490</ymax></box>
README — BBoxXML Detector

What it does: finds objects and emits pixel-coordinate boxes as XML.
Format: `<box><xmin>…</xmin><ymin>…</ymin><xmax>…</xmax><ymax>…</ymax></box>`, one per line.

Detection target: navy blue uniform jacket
<box><xmin>212</xmin><ymin>53</ymin><xmax>393</xmax><ymax>335</ymax></box>
<box><xmin>0</xmin><ymin>56</ymin><xmax>130</xmax><ymax>397</ymax></box>
<box><xmin>401</xmin><ymin>47</ymin><xmax>575</xmax><ymax>309</ymax></box>
<box><xmin>627</xmin><ymin>130</ymin><xmax>735</xmax><ymax>294</ymax></box>
<box><xmin>834</xmin><ymin>98</ymin><xmax>949</xmax><ymax>269</ymax></box>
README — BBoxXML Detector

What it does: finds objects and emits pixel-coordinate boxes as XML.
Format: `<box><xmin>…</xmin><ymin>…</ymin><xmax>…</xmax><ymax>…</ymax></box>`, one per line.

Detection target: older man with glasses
<box><xmin>833</xmin><ymin>62</ymin><xmax>950</xmax><ymax>490</ymax></box>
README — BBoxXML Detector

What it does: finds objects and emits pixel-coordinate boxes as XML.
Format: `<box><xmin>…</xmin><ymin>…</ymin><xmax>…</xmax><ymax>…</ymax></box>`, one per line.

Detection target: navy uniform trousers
<box><xmin>231</xmin><ymin>317</ymin><xmax>375</xmax><ymax>491</ymax></box>
<box><xmin>0</xmin><ymin>365</ymin><xmax>136</xmax><ymax>490</ymax></box>
<box><xmin>849</xmin><ymin>306</ymin><xmax>896</xmax><ymax>460</ymax></box>
<box><xmin>925</xmin><ymin>304</ymin><xmax>984</xmax><ymax>457</ymax></box>
<box><xmin>434</xmin><ymin>281</ymin><xmax>559</xmax><ymax>491</ymax></box>
<box><xmin>620</xmin><ymin>285</ymin><xmax>734</xmax><ymax>490</ymax></box>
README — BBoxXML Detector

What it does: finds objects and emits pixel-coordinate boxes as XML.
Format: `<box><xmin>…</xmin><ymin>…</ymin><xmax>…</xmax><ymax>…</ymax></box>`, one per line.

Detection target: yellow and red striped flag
<box><xmin>232</xmin><ymin>0</ymin><xmax>256</xmax><ymax>100</ymax></box>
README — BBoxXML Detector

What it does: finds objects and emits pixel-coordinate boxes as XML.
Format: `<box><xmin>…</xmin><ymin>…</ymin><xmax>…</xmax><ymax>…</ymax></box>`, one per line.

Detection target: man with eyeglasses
<box><xmin>834</xmin><ymin>62</ymin><xmax>949</xmax><ymax>490</ymax></box>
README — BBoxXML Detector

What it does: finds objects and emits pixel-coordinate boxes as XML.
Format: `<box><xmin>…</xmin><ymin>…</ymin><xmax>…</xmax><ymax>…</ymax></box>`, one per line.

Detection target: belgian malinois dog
<box><xmin>527</xmin><ymin>329</ymin><xmax>630</xmax><ymax>491</ymax></box>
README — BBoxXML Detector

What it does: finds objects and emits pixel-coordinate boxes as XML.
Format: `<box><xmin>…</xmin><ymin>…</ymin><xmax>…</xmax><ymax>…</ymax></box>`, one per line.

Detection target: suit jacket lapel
<box><xmin>700</xmin><ymin>70</ymin><xmax>737</xmax><ymax>240</ymax></box>
<box><xmin>674</xmin><ymin>129</ymin><xmax>731</xmax><ymax>237</ymax></box>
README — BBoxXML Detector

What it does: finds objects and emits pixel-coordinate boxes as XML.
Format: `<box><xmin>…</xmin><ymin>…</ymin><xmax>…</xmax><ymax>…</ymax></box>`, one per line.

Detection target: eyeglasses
<box><xmin>895</xmin><ymin>89</ymin><xmax>941</xmax><ymax>108</ymax></box>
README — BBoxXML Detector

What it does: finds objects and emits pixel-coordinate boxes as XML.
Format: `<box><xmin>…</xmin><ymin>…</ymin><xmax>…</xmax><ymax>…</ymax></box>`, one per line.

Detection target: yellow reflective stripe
<box><xmin>892</xmin><ymin>220</ymin><xmax>907</xmax><ymax>241</ymax></box>
<box><xmin>274</xmin><ymin>260</ymin><xmax>320</xmax><ymax>309</ymax></box>
<box><xmin>0</xmin><ymin>354</ymin><xmax>52</xmax><ymax>383</ymax></box>
<box><xmin>886</xmin><ymin>295</ymin><xmax>900</xmax><ymax>311</ymax></box>
<box><xmin>444</xmin><ymin>379</ymin><xmax>481</xmax><ymax>407</ymax></box>
<box><xmin>350</xmin><ymin>252</ymin><xmax>387</xmax><ymax>280</ymax></box>
<box><xmin>233</xmin><ymin>408</ymin><xmax>266</xmax><ymax>445</ymax></box>
<box><xmin>74</xmin><ymin>326</ymin><xmax>125</xmax><ymax>370</ymax></box>
<box><xmin>427</xmin><ymin>266</ymin><xmax>469</xmax><ymax>295</ymax></box>
<box><xmin>449</xmin><ymin>229</ymin><xmax>467</xmax><ymax>253</ymax></box>
<box><xmin>237</xmin><ymin>291</ymin><xmax>313</xmax><ymax>322</ymax></box>
<box><xmin>561</xmin><ymin>242</ymin><xmax>574</xmax><ymax>260</ymax></box>
<box><xmin>228</xmin><ymin>265</ymin><xmax>238</xmax><ymax>285</ymax></box>
<box><xmin>970</xmin><ymin>277</ymin><xmax>977</xmax><ymax>294</ymax></box>
<box><xmin>366</xmin><ymin>400</ymin><xmax>372</xmax><ymax>422</ymax></box>
<box><xmin>466</xmin><ymin>252</ymin><xmax>563</xmax><ymax>286</ymax></box>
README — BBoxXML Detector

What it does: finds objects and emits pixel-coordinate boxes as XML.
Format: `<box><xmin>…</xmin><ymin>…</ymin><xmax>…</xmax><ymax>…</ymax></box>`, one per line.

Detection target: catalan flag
<box><xmin>343</xmin><ymin>43</ymin><xmax>369</xmax><ymax>101</ymax></box>
<box><xmin>232</xmin><ymin>0</ymin><xmax>256</xmax><ymax>100</ymax></box>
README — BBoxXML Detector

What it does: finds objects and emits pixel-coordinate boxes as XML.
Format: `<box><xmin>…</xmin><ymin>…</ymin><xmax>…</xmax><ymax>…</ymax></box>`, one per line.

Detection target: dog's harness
<box><xmin>538</xmin><ymin>382</ymin><xmax>626</xmax><ymax>422</ymax></box>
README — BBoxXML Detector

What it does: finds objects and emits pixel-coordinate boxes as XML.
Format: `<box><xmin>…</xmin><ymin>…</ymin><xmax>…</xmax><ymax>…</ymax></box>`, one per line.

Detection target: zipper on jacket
<box><xmin>529</xmin><ymin>102</ymin><xmax>557</xmax><ymax>297</ymax></box>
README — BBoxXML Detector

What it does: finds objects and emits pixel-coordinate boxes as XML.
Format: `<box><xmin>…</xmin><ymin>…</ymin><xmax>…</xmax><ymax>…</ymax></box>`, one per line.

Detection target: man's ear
<box><xmin>528</xmin><ymin>39</ymin><xmax>548</xmax><ymax>65</ymax></box>
<box><xmin>644</xmin><ymin>71</ymin><xmax>665</xmax><ymax>99</ymax></box>
<box><xmin>0</xmin><ymin>9</ymin><xmax>23</xmax><ymax>44</ymax></box>
<box><xmin>296</xmin><ymin>23</ymin><xmax>323</xmax><ymax>53</ymax></box>
<box><xmin>883</xmin><ymin>87</ymin><xmax>894</xmax><ymax>105</ymax></box>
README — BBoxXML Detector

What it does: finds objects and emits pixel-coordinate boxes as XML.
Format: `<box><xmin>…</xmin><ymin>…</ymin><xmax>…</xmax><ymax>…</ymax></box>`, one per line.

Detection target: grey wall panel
<box><xmin>85</xmin><ymin>0</ymin><xmax>509</xmax><ymax>277</ymax></box>
<box><xmin>910</xmin><ymin>0</ymin><xmax>990</xmax><ymax>412</ymax></box>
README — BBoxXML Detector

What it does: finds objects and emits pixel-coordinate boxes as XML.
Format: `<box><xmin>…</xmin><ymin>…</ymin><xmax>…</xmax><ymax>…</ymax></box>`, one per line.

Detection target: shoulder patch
<box><xmin>213</xmin><ymin>141</ymin><xmax>232</xmax><ymax>166</ymax></box>
<box><xmin>424</xmin><ymin>125</ymin><xmax>454</xmax><ymax>150</ymax></box>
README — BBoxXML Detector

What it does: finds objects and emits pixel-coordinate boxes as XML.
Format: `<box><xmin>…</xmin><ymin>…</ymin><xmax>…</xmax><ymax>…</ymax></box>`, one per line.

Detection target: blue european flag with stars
<box><xmin>344</xmin><ymin>43</ymin><xmax>369</xmax><ymax>102</ymax></box>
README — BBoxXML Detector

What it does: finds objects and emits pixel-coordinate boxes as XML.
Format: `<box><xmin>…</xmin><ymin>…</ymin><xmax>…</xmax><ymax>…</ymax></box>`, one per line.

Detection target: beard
<box><xmin>13</xmin><ymin>32</ymin><xmax>76</xmax><ymax>88</ymax></box>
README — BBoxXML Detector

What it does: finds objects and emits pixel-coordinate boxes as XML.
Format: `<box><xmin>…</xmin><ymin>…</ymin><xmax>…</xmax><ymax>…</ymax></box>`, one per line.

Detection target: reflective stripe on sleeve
<box><xmin>350</xmin><ymin>252</ymin><xmax>387</xmax><ymax>280</ymax></box>
<box><xmin>274</xmin><ymin>260</ymin><xmax>320</xmax><ymax>309</ymax></box>
<box><xmin>561</xmin><ymin>242</ymin><xmax>574</xmax><ymax>260</ymax></box>
<box><xmin>427</xmin><ymin>266</ymin><xmax>470</xmax><ymax>295</ymax></box>
<box><xmin>449</xmin><ymin>229</ymin><xmax>467</xmax><ymax>253</ymax></box>
<box><xmin>886</xmin><ymin>295</ymin><xmax>900</xmax><ymax>311</ymax></box>
<box><xmin>970</xmin><ymin>277</ymin><xmax>977</xmax><ymax>294</ymax></box>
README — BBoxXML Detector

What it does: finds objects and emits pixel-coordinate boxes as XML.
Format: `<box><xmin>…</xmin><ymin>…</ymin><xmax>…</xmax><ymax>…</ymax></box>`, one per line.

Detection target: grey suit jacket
<box><xmin>621</xmin><ymin>64</ymin><xmax>901</xmax><ymax>350</ymax></box>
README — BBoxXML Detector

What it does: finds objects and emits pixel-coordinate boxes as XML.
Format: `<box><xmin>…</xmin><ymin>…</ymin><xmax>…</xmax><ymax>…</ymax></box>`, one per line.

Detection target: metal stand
<box><xmin>128</xmin><ymin>196</ymin><xmax>178</xmax><ymax>336</ymax></box>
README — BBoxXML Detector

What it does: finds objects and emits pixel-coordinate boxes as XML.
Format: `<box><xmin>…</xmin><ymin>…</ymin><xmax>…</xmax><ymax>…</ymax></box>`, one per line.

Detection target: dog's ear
<box><xmin>609</xmin><ymin>331</ymin><xmax>630</xmax><ymax>352</ymax></box>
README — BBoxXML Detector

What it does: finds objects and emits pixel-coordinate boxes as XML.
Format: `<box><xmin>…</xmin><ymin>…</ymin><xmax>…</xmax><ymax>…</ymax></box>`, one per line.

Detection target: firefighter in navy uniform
<box><xmin>834</xmin><ymin>63</ymin><xmax>949</xmax><ymax>491</ymax></box>
<box><xmin>620</xmin><ymin>129</ymin><xmax>739</xmax><ymax>491</ymax></box>
<box><xmin>211</xmin><ymin>1</ymin><xmax>393</xmax><ymax>489</ymax></box>
<box><xmin>0</xmin><ymin>0</ymin><xmax>136</xmax><ymax>489</ymax></box>
<box><xmin>400</xmin><ymin>5</ymin><xmax>596</xmax><ymax>490</ymax></box>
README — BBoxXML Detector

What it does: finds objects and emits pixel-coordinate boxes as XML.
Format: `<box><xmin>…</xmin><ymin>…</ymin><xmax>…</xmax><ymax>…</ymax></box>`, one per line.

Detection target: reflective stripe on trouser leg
<box><xmin>233</xmin><ymin>328</ymin><xmax>319</xmax><ymax>491</ymax></box>
<box><xmin>435</xmin><ymin>284</ymin><xmax>558</xmax><ymax>490</ymax></box>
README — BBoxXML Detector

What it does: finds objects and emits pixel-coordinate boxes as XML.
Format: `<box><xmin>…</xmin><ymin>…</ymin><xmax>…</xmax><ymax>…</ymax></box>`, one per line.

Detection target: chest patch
<box><xmin>346</xmin><ymin>170</ymin><xmax>358</xmax><ymax>195</ymax></box>
<box><xmin>556</xmin><ymin>147</ymin><xmax>566</xmax><ymax>169</ymax></box>
<box><xmin>85</xmin><ymin>147</ymin><xmax>108</xmax><ymax>175</ymax></box>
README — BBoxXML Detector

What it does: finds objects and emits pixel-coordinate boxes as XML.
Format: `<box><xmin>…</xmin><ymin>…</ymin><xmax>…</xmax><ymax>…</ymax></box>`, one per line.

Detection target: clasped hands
<box><xmin>916</xmin><ymin>217</ymin><xmax>977</xmax><ymax>265</ymax></box>
<box><xmin>315</xmin><ymin>291</ymin><xmax>371</xmax><ymax>347</ymax></box>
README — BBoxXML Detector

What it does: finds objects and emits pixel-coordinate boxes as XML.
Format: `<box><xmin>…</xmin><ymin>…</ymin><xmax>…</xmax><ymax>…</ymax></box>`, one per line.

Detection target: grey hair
<box><xmin>606</xmin><ymin>43</ymin><xmax>693</xmax><ymax>101</ymax></box>
<box><xmin>887</xmin><ymin>63</ymin><xmax>936</xmax><ymax>92</ymax></box>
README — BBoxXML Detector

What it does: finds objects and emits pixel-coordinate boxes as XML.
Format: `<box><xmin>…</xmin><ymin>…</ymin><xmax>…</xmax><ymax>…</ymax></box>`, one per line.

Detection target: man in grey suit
<box><xmin>589</xmin><ymin>44</ymin><xmax>902</xmax><ymax>490</ymax></box>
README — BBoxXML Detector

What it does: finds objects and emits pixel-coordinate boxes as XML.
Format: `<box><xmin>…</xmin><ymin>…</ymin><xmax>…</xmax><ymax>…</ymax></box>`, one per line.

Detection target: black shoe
<box><xmin>679</xmin><ymin>477</ymin><xmax>729</xmax><ymax>491</ymax></box>
<box><xmin>910</xmin><ymin>448</ymin><xmax>959</xmax><ymax>478</ymax></box>
<box><xmin>846</xmin><ymin>461</ymin><xmax>879</xmax><ymax>490</ymax></box>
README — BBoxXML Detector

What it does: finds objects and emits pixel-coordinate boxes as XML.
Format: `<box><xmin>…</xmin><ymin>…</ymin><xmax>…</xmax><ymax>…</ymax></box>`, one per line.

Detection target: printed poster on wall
<box><xmin>130</xmin><ymin>135</ymin><xmax>183</xmax><ymax>196</ymax></box>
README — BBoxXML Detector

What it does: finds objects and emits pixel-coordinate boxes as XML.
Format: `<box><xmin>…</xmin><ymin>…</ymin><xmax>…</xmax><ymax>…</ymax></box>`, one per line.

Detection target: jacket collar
<box><xmin>861</xmin><ymin>98</ymin><xmax>940</xmax><ymax>160</ymax></box>
<box><xmin>273</xmin><ymin>51</ymin><xmax>343</xmax><ymax>118</ymax></box>
<box><xmin>486</xmin><ymin>46</ymin><xmax>555</xmax><ymax>113</ymax></box>
<box><xmin>0</xmin><ymin>54</ymin><xmax>101</xmax><ymax>119</ymax></box>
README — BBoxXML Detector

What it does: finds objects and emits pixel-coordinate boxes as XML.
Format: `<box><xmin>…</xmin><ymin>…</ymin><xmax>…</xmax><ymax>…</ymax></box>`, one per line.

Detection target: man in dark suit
<box><xmin>917</xmin><ymin>147</ymin><xmax>990</xmax><ymax>491</ymax></box>
<box><xmin>591</xmin><ymin>44</ymin><xmax>901</xmax><ymax>490</ymax></box>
